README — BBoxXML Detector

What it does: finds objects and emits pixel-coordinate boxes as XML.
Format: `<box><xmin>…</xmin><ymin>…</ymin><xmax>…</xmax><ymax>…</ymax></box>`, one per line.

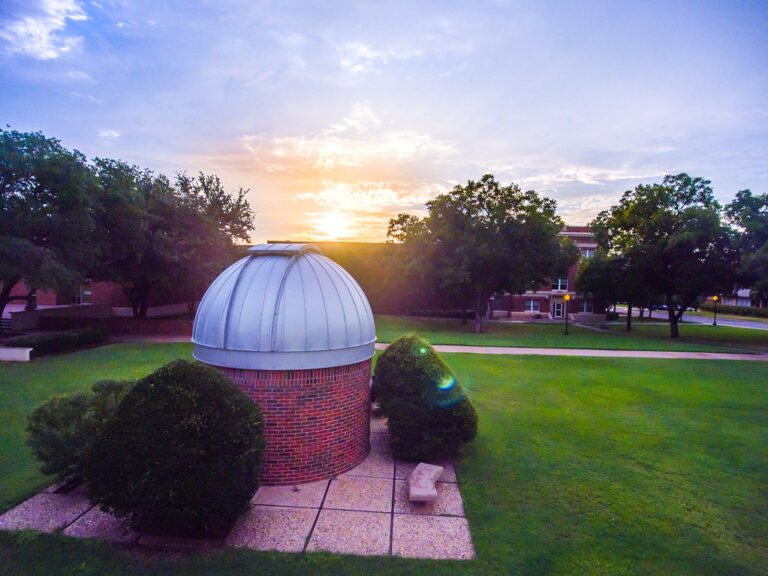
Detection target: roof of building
<box><xmin>192</xmin><ymin>243</ymin><xmax>376</xmax><ymax>370</ymax></box>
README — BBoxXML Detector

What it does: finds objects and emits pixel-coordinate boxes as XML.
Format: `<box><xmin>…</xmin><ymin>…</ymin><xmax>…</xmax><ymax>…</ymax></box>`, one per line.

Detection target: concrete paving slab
<box><xmin>395</xmin><ymin>459</ymin><xmax>457</xmax><ymax>483</ymax></box>
<box><xmin>63</xmin><ymin>507</ymin><xmax>138</xmax><ymax>543</ymax></box>
<box><xmin>370</xmin><ymin>415</ymin><xmax>388</xmax><ymax>433</ymax></box>
<box><xmin>324</xmin><ymin>476</ymin><xmax>393</xmax><ymax>512</ymax></box>
<box><xmin>369</xmin><ymin>431</ymin><xmax>391</xmax><ymax>454</ymax></box>
<box><xmin>394</xmin><ymin>480</ymin><xmax>465</xmax><ymax>516</ymax></box>
<box><xmin>341</xmin><ymin>450</ymin><xmax>394</xmax><ymax>479</ymax></box>
<box><xmin>0</xmin><ymin>493</ymin><xmax>92</xmax><ymax>533</ymax></box>
<box><xmin>251</xmin><ymin>479</ymin><xmax>328</xmax><ymax>508</ymax></box>
<box><xmin>307</xmin><ymin>509</ymin><xmax>390</xmax><ymax>556</ymax></box>
<box><xmin>392</xmin><ymin>514</ymin><xmax>475</xmax><ymax>560</ymax></box>
<box><xmin>226</xmin><ymin>505</ymin><xmax>317</xmax><ymax>552</ymax></box>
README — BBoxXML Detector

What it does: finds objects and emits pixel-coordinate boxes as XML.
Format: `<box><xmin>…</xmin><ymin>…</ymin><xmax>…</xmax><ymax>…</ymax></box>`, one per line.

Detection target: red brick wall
<box><xmin>221</xmin><ymin>360</ymin><xmax>372</xmax><ymax>485</ymax></box>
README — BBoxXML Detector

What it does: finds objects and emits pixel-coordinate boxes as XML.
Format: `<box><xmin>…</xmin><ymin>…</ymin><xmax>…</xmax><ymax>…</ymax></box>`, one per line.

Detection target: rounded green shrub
<box><xmin>26</xmin><ymin>379</ymin><xmax>133</xmax><ymax>482</ymax></box>
<box><xmin>84</xmin><ymin>360</ymin><xmax>264</xmax><ymax>538</ymax></box>
<box><xmin>374</xmin><ymin>334</ymin><xmax>477</xmax><ymax>461</ymax></box>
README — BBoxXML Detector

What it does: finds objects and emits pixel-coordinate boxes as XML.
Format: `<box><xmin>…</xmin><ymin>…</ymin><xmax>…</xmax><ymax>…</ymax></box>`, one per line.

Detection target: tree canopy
<box><xmin>726</xmin><ymin>189</ymin><xmax>768</xmax><ymax>307</ymax></box>
<box><xmin>590</xmin><ymin>173</ymin><xmax>736</xmax><ymax>338</ymax></box>
<box><xmin>0</xmin><ymin>129</ymin><xmax>99</xmax><ymax>322</ymax></box>
<box><xmin>0</xmin><ymin>129</ymin><xmax>254</xmax><ymax>324</ymax></box>
<box><xmin>388</xmin><ymin>174</ymin><xmax>577</xmax><ymax>332</ymax></box>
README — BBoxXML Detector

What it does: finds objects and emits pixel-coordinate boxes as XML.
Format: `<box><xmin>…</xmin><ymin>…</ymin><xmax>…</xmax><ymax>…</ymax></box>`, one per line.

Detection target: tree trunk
<box><xmin>666</xmin><ymin>295</ymin><xmax>679</xmax><ymax>338</ymax></box>
<box><xmin>473</xmin><ymin>296</ymin><xmax>485</xmax><ymax>333</ymax></box>
<box><xmin>461</xmin><ymin>308</ymin><xmax>468</xmax><ymax>325</ymax></box>
<box><xmin>626</xmin><ymin>302</ymin><xmax>633</xmax><ymax>331</ymax></box>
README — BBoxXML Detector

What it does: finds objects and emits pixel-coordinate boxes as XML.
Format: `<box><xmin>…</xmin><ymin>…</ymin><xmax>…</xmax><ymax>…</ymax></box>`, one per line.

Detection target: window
<box><xmin>524</xmin><ymin>299</ymin><xmax>540</xmax><ymax>312</ymax></box>
<box><xmin>551</xmin><ymin>278</ymin><xmax>568</xmax><ymax>291</ymax></box>
<box><xmin>581</xmin><ymin>248</ymin><xmax>594</xmax><ymax>259</ymax></box>
<box><xmin>580</xmin><ymin>299</ymin><xmax>593</xmax><ymax>313</ymax></box>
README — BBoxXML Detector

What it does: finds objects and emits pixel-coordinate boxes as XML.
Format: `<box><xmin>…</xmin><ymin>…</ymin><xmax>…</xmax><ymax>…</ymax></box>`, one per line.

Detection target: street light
<box><xmin>712</xmin><ymin>295</ymin><xmax>719</xmax><ymax>326</ymax></box>
<box><xmin>563</xmin><ymin>294</ymin><xmax>571</xmax><ymax>335</ymax></box>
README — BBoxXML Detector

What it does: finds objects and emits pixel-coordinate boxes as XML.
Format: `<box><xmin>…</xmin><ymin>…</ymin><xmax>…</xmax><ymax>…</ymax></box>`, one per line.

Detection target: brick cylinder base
<box><xmin>219</xmin><ymin>360</ymin><xmax>371</xmax><ymax>485</ymax></box>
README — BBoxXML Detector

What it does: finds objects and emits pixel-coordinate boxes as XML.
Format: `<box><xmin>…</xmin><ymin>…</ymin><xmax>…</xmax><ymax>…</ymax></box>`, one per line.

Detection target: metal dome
<box><xmin>192</xmin><ymin>243</ymin><xmax>376</xmax><ymax>370</ymax></box>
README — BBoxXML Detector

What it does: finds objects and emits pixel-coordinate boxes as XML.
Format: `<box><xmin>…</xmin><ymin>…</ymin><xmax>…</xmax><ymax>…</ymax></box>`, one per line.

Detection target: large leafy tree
<box><xmin>725</xmin><ymin>189</ymin><xmax>768</xmax><ymax>307</ymax></box>
<box><xmin>0</xmin><ymin>129</ymin><xmax>99</xmax><ymax>327</ymax></box>
<box><xmin>93</xmin><ymin>161</ymin><xmax>254</xmax><ymax>317</ymax></box>
<box><xmin>592</xmin><ymin>173</ymin><xmax>735</xmax><ymax>338</ymax></box>
<box><xmin>388</xmin><ymin>174</ymin><xmax>577</xmax><ymax>333</ymax></box>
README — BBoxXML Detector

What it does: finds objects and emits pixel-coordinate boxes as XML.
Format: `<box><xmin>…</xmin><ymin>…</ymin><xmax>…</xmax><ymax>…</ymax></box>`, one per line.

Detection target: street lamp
<box><xmin>563</xmin><ymin>294</ymin><xmax>571</xmax><ymax>335</ymax></box>
<box><xmin>712</xmin><ymin>295</ymin><xmax>719</xmax><ymax>326</ymax></box>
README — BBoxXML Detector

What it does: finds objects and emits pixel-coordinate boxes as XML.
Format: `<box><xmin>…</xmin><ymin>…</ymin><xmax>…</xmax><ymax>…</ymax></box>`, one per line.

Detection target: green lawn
<box><xmin>375</xmin><ymin>314</ymin><xmax>768</xmax><ymax>353</ymax></box>
<box><xmin>1</xmin><ymin>344</ymin><xmax>766</xmax><ymax>575</ymax></box>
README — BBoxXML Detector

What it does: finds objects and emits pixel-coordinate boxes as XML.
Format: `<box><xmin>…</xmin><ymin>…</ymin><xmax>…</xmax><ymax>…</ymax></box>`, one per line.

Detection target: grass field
<box><xmin>1</xmin><ymin>343</ymin><xmax>766</xmax><ymax>575</ymax></box>
<box><xmin>375</xmin><ymin>315</ymin><xmax>768</xmax><ymax>353</ymax></box>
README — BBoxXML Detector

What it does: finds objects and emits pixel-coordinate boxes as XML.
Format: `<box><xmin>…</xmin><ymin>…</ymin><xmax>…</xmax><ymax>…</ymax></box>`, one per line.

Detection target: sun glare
<box><xmin>314</xmin><ymin>211</ymin><xmax>353</xmax><ymax>240</ymax></box>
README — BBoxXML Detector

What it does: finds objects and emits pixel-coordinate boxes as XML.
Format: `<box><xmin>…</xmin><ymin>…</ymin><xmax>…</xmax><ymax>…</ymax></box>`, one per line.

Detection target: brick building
<box><xmin>488</xmin><ymin>225</ymin><xmax>606</xmax><ymax>320</ymax></box>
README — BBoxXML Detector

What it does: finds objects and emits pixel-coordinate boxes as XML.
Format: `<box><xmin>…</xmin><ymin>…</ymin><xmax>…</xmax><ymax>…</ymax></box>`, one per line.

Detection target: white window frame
<box><xmin>524</xmin><ymin>299</ymin><xmax>540</xmax><ymax>312</ymax></box>
<box><xmin>551</xmin><ymin>278</ymin><xmax>568</xmax><ymax>291</ymax></box>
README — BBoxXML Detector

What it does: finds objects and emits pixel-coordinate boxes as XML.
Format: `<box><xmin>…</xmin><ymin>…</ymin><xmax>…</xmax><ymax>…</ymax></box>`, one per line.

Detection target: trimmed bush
<box><xmin>6</xmin><ymin>328</ymin><xmax>109</xmax><ymax>356</ymax></box>
<box><xmin>26</xmin><ymin>379</ymin><xmax>133</xmax><ymax>482</ymax></box>
<box><xmin>84</xmin><ymin>360</ymin><xmax>264</xmax><ymax>537</ymax></box>
<box><xmin>374</xmin><ymin>335</ymin><xmax>477</xmax><ymax>461</ymax></box>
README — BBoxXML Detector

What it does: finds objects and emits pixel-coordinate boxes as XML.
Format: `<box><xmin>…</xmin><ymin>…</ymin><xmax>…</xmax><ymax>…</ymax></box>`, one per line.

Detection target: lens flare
<box><xmin>437</xmin><ymin>375</ymin><xmax>455</xmax><ymax>390</ymax></box>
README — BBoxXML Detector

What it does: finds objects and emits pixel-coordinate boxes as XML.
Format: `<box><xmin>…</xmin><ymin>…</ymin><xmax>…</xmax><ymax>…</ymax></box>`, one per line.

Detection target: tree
<box><xmin>388</xmin><ymin>174</ymin><xmax>577</xmax><ymax>333</ymax></box>
<box><xmin>726</xmin><ymin>190</ymin><xmax>768</xmax><ymax>307</ymax></box>
<box><xmin>93</xmin><ymin>162</ymin><xmax>254</xmax><ymax>317</ymax></box>
<box><xmin>592</xmin><ymin>174</ymin><xmax>736</xmax><ymax>338</ymax></box>
<box><xmin>0</xmin><ymin>129</ymin><xmax>99</xmax><ymax>327</ymax></box>
<box><xmin>576</xmin><ymin>251</ymin><xmax>653</xmax><ymax>330</ymax></box>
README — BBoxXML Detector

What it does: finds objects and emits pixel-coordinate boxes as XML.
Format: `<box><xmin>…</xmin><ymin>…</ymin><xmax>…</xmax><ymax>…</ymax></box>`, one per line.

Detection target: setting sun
<box><xmin>313</xmin><ymin>210</ymin><xmax>353</xmax><ymax>240</ymax></box>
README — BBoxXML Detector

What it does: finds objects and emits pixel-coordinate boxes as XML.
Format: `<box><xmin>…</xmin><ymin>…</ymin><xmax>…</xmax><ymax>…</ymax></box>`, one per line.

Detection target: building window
<box><xmin>580</xmin><ymin>299</ymin><xmax>593</xmax><ymax>313</ymax></box>
<box><xmin>551</xmin><ymin>278</ymin><xmax>568</xmax><ymax>291</ymax></box>
<box><xmin>582</xmin><ymin>248</ymin><xmax>594</xmax><ymax>259</ymax></box>
<box><xmin>524</xmin><ymin>299</ymin><xmax>540</xmax><ymax>312</ymax></box>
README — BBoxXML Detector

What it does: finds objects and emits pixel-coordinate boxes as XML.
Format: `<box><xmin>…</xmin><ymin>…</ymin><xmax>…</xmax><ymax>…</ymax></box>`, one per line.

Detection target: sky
<box><xmin>1</xmin><ymin>0</ymin><xmax>767</xmax><ymax>242</ymax></box>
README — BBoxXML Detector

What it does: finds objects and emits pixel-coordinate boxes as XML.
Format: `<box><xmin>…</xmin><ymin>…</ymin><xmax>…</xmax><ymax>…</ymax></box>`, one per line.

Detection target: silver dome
<box><xmin>192</xmin><ymin>243</ymin><xmax>376</xmax><ymax>370</ymax></box>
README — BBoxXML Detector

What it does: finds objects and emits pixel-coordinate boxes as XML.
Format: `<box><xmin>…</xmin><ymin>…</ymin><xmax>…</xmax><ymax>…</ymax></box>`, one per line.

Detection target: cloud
<box><xmin>337</xmin><ymin>41</ymin><xmax>421</xmax><ymax>74</ymax></box>
<box><xmin>99</xmin><ymin>129</ymin><xmax>120</xmax><ymax>139</ymax></box>
<box><xmin>0</xmin><ymin>0</ymin><xmax>88</xmax><ymax>60</ymax></box>
<box><xmin>71</xmin><ymin>90</ymin><xmax>104</xmax><ymax>104</ymax></box>
<box><xmin>240</xmin><ymin>104</ymin><xmax>455</xmax><ymax>174</ymax></box>
<box><xmin>295</xmin><ymin>180</ymin><xmax>445</xmax><ymax>213</ymax></box>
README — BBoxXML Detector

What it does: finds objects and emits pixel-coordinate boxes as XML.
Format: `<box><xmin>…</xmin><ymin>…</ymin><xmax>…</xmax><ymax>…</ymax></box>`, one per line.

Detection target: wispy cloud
<box><xmin>337</xmin><ymin>42</ymin><xmax>421</xmax><ymax>74</ymax></box>
<box><xmin>0</xmin><ymin>0</ymin><xmax>88</xmax><ymax>60</ymax></box>
<box><xmin>240</xmin><ymin>104</ymin><xmax>455</xmax><ymax>173</ymax></box>
<box><xmin>99</xmin><ymin>129</ymin><xmax>120</xmax><ymax>139</ymax></box>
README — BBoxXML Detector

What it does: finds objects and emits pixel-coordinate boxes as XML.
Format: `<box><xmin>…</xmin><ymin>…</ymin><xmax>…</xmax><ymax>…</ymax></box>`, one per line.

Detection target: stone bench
<box><xmin>0</xmin><ymin>347</ymin><xmax>33</xmax><ymax>362</ymax></box>
<box><xmin>408</xmin><ymin>463</ymin><xmax>444</xmax><ymax>502</ymax></box>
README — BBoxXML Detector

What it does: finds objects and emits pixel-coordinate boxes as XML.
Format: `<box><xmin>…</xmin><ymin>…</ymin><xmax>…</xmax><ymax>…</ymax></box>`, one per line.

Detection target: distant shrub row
<box><xmin>699</xmin><ymin>302</ymin><xmax>768</xmax><ymax>318</ymax></box>
<box><xmin>5</xmin><ymin>328</ymin><xmax>109</xmax><ymax>356</ymax></box>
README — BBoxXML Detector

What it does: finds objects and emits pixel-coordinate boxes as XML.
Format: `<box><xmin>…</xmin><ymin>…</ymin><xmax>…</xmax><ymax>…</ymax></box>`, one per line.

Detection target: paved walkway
<box><xmin>0</xmin><ymin>414</ymin><xmax>474</xmax><ymax>560</ymax></box>
<box><xmin>374</xmin><ymin>343</ymin><xmax>768</xmax><ymax>361</ymax></box>
<box><xmin>109</xmin><ymin>336</ymin><xmax>768</xmax><ymax>361</ymax></box>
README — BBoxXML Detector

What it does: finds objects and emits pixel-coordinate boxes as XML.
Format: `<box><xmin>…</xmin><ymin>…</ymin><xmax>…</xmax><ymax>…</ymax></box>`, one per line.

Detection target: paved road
<box><xmin>617</xmin><ymin>307</ymin><xmax>768</xmax><ymax>331</ymax></box>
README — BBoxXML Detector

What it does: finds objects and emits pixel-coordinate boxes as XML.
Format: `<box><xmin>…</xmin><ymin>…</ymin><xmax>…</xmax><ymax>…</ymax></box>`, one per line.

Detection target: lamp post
<box><xmin>712</xmin><ymin>295</ymin><xmax>719</xmax><ymax>326</ymax></box>
<box><xmin>563</xmin><ymin>294</ymin><xmax>571</xmax><ymax>335</ymax></box>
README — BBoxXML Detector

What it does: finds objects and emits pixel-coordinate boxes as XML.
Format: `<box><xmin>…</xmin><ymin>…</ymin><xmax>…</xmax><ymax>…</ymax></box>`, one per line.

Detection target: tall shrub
<box><xmin>84</xmin><ymin>360</ymin><xmax>264</xmax><ymax>537</ymax></box>
<box><xmin>374</xmin><ymin>335</ymin><xmax>477</xmax><ymax>460</ymax></box>
<box><xmin>26</xmin><ymin>379</ymin><xmax>133</xmax><ymax>482</ymax></box>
